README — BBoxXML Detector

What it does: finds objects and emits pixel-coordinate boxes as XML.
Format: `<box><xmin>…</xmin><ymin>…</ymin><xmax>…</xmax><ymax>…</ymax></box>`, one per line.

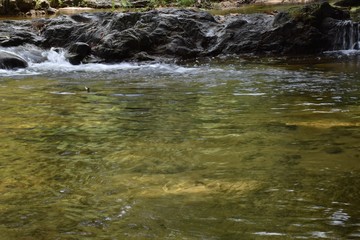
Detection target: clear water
<box><xmin>0</xmin><ymin>50</ymin><xmax>360</xmax><ymax>239</ymax></box>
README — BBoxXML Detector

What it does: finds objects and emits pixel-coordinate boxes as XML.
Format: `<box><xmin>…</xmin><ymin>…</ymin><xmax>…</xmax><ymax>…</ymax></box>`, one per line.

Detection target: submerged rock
<box><xmin>0</xmin><ymin>50</ymin><xmax>28</xmax><ymax>69</ymax></box>
<box><xmin>0</xmin><ymin>2</ymin><xmax>354</xmax><ymax>63</ymax></box>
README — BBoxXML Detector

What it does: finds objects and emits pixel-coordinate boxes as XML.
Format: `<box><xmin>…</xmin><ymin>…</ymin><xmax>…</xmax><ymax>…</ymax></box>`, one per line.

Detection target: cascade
<box><xmin>333</xmin><ymin>20</ymin><xmax>360</xmax><ymax>50</ymax></box>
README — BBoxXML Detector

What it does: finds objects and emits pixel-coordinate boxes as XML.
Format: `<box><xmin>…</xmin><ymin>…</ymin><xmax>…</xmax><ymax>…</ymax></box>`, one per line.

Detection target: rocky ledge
<box><xmin>0</xmin><ymin>2</ymin><xmax>354</xmax><ymax>68</ymax></box>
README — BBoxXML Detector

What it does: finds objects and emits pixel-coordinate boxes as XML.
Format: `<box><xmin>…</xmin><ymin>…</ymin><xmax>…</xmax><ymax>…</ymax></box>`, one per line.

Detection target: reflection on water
<box><xmin>0</xmin><ymin>56</ymin><xmax>359</xmax><ymax>239</ymax></box>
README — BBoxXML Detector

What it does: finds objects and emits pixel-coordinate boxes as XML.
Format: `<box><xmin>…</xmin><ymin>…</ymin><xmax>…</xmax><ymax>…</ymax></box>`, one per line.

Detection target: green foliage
<box><xmin>48</xmin><ymin>0</ymin><xmax>63</xmax><ymax>8</ymax></box>
<box><xmin>120</xmin><ymin>0</ymin><xmax>131</xmax><ymax>7</ymax></box>
<box><xmin>110</xmin><ymin>0</ymin><xmax>131</xmax><ymax>11</ymax></box>
<box><xmin>149</xmin><ymin>0</ymin><xmax>194</xmax><ymax>8</ymax></box>
<box><xmin>149</xmin><ymin>0</ymin><xmax>168</xmax><ymax>7</ymax></box>
<box><xmin>350</xmin><ymin>7</ymin><xmax>360</xmax><ymax>21</ymax></box>
<box><xmin>176</xmin><ymin>0</ymin><xmax>195</xmax><ymax>7</ymax></box>
<box><xmin>288</xmin><ymin>2</ymin><xmax>350</xmax><ymax>26</ymax></box>
<box><xmin>288</xmin><ymin>3</ymin><xmax>321</xmax><ymax>24</ymax></box>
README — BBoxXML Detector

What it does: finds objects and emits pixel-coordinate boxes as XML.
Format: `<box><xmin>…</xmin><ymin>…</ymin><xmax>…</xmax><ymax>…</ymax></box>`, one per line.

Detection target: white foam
<box><xmin>324</xmin><ymin>49</ymin><xmax>360</xmax><ymax>56</ymax></box>
<box><xmin>329</xmin><ymin>209</ymin><xmax>350</xmax><ymax>226</ymax></box>
<box><xmin>233</xmin><ymin>92</ymin><xmax>266</xmax><ymax>96</ymax></box>
<box><xmin>253</xmin><ymin>232</ymin><xmax>285</xmax><ymax>236</ymax></box>
<box><xmin>0</xmin><ymin>68</ymin><xmax>40</xmax><ymax>77</ymax></box>
<box><xmin>0</xmin><ymin>46</ymin><xmax>221</xmax><ymax>77</ymax></box>
<box><xmin>25</xmin><ymin>48</ymin><xmax>198</xmax><ymax>75</ymax></box>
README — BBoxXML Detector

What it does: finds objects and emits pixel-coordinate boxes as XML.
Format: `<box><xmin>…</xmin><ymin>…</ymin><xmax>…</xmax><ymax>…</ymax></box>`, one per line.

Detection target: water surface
<box><xmin>0</xmin><ymin>51</ymin><xmax>359</xmax><ymax>239</ymax></box>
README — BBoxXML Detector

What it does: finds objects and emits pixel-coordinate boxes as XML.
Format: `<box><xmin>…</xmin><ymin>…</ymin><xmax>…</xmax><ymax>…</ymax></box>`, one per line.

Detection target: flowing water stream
<box><xmin>0</xmin><ymin>48</ymin><xmax>360</xmax><ymax>239</ymax></box>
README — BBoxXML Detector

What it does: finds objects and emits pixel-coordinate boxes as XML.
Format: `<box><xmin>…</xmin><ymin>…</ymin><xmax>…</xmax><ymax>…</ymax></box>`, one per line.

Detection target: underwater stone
<box><xmin>325</xmin><ymin>146</ymin><xmax>344</xmax><ymax>154</ymax></box>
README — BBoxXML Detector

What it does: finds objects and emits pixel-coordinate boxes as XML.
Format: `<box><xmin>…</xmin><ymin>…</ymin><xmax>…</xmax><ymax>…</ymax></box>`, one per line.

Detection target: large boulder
<box><xmin>0</xmin><ymin>50</ymin><xmax>28</xmax><ymax>69</ymax></box>
<box><xmin>87</xmin><ymin>3</ymin><xmax>349</xmax><ymax>57</ymax></box>
<box><xmin>259</xmin><ymin>2</ymin><xmax>351</xmax><ymax>54</ymax></box>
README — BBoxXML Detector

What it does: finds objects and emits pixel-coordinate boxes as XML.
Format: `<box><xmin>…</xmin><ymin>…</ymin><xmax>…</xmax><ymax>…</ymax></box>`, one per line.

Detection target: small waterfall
<box><xmin>0</xmin><ymin>44</ymin><xmax>69</xmax><ymax>65</ymax></box>
<box><xmin>43</xmin><ymin>48</ymin><xmax>69</xmax><ymax>64</ymax></box>
<box><xmin>333</xmin><ymin>20</ymin><xmax>360</xmax><ymax>50</ymax></box>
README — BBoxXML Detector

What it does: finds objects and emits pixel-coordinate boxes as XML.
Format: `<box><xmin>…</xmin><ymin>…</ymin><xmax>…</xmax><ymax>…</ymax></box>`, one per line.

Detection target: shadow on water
<box><xmin>0</xmin><ymin>52</ymin><xmax>359</xmax><ymax>239</ymax></box>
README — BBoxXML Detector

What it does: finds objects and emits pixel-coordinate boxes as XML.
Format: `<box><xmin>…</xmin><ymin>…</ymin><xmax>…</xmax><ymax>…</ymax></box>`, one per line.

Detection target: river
<box><xmin>0</xmin><ymin>48</ymin><xmax>359</xmax><ymax>239</ymax></box>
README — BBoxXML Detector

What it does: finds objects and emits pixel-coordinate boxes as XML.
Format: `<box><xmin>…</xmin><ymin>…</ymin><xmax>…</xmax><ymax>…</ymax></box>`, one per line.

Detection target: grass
<box><xmin>210</xmin><ymin>3</ymin><xmax>303</xmax><ymax>15</ymax></box>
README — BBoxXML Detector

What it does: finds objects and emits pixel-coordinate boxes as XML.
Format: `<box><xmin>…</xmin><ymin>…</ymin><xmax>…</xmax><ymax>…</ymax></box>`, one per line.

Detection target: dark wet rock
<box><xmin>133</xmin><ymin>51</ymin><xmax>155</xmax><ymax>61</ymax></box>
<box><xmin>67</xmin><ymin>42</ymin><xmax>91</xmax><ymax>65</ymax></box>
<box><xmin>0</xmin><ymin>2</ymin><xmax>353</xmax><ymax>62</ymax></box>
<box><xmin>286</xmin><ymin>124</ymin><xmax>298</xmax><ymax>131</ymax></box>
<box><xmin>68</xmin><ymin>42</ymin><xmax>91</xmax><ymax>56</ymax></box>
<box><xmin>0</xmin><ymin>50</ymin><xmax>28</xmax><ymax>69</ymax></box>
<box><xmin>334</xmin><ymin>0</ymin><xmax>360</xmax><ymax>7</ymax></box>
<box><xmin>273</xmin><ymin>12</ymin><xmax>292</xmax><ymax>27</ymax></box>
<box><xmin>0</xmin><ymin>20</ymin><xmax>41</xmax><ymax>47</ymax></box>
<box><xmin>46</xmin><ymin>7</ymin><xmax>57</xmax><ymax>15</ymax></box>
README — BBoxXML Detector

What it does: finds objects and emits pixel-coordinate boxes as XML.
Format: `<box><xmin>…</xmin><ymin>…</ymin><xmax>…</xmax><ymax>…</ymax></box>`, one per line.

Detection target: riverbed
<box><xmin>0</xmin><ymin>50</ymin><xmax>359</xmax><ymax>239</ymax></box>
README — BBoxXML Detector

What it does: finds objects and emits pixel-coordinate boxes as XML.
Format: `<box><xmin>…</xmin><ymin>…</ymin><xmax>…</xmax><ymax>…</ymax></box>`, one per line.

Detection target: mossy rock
<box><xmin>288</xmin><ymin>2</ymin><xmax>350</xmax><ymax>26</ymax></box>
<box><xmin>350</xmin><ymin>8</ymin><xmax>360</xmax><ymax>22</ymax></box>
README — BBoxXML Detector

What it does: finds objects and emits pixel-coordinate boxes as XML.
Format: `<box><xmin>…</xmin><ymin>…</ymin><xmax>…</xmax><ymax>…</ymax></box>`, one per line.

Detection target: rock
<box><xmin>67</xmin><ymin>42</ymin><xmax>91</xmax><ymax>65</ymax></box>
<box><xmin>325</xmin><ymin>146</ymin><xmax>344</xmax><ymax>154</ymax></box>
<box><xmin>334</xmin><ymin>0</ymin><xmax>360</xmax><ymax>7</ymax></box>
<box><xmin>273</xmin><ymin>12</ymin><xmax>291</xmax><ymax>27</ymax></box>
<box><xmin>133</xmin><ymin>51</ymin><xmax>155</xmax><ymax>61</ymax></box>
<box><xmin>58</xmin><ymin>7</ymin><xmax>95</xmax><ymax>14</ymax></box>
<box><xmin>26</xmin><ymin>9</ymin><xmax>36</xmax><ymax>16</ymax></box>
<box><xmin>25</xmin><ymin>9</ymin><xmax>46</xmax><ymax>16</ymax></box>
<box><xmin>0</xmin><ymin>50</ymin><xmax>28</xmax><ymax>69</ymax></box>
<box><xmin>287</xmin><ymin>2</ymin><xmax>350</xmax><ymax>28</ymax></box>
<box><xmin>0</xmin><ymin>2</ymin><xmax>353</xmax><ymax>62</ymax></box>
<box><xmin>0</xmin><ymin>20</ymin><xmax>41</xmax><ymax>47</ymax></box>
<box><xmin>68</xmin><ymin>42</ymin><xmax>91</xmax><ymax>56</ymax></box>
<box><xmin>46</xmin><ymin>7</ymin><xmax>58</xmax><ymax>15</ymax></box>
